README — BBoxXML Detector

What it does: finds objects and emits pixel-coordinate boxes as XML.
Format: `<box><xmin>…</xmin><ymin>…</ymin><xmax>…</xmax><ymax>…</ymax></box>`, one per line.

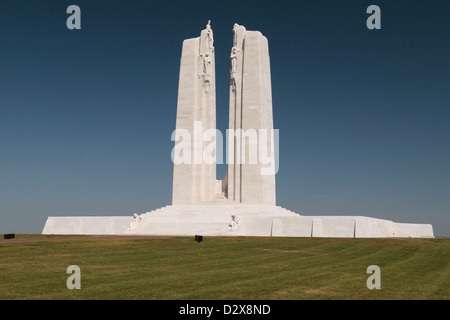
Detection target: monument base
<box><xmin>42</xmin><ymin>204</ymin><xmax>434</xmax><ymax>238</ymax></box>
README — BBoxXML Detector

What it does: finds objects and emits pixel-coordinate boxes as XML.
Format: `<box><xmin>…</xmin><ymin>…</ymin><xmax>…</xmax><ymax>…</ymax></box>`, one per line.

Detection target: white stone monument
<box><xmin>42</xmin><ymin>22</ymin><xmax>434</xmax><ymax>238</ymax></box>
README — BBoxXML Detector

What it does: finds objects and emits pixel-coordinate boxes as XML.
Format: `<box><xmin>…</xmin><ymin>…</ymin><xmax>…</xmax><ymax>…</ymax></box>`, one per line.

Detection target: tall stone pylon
<box><xmin>227</xmin><ymin>24</ymin><xmax>276</xmax><ymax>205</ymax></box>
<box><xmin>172</xmin><ymin>21</ymin><xmax>216</xmax><ymax>205</ymax></box>
<box><xmin>41</xmin><ymin>22</ymin><xmax>434</xmax><ymax>239</ymax></box>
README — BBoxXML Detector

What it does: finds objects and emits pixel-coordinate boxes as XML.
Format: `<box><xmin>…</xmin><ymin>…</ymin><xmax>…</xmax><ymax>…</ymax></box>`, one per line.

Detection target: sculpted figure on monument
<box><xmin>228</xmin><ymin>215</ymin><xmax>241</xmax><ymax>231</ymax></box>
<box><xmin>232</xmin><ymin>23</ymin><xmax>239</xmax><ymax>46</ymax></box>
<box><xmin>206</xmin><ymin>20</ymin><xmax>214</xmax><ymax>50</ymax></box>
<box><xmin>230</xmin><ymin>46</ymin><xmax>241</xmax><ymax>74</ymax></box>
<box><xmin>128</xmin><ymin>213</ymin><xmax>142</xmax><ymax>230</ymax></box>
<box><xmin>201</xmin><ymin>52</ymin><xmax>212</xmax><ymax>76</ymax></box>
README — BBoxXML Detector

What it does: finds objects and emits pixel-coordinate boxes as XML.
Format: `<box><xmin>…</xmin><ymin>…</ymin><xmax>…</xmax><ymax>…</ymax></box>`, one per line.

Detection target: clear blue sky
<box><xmin>0</xmin><ymin>0</ymin><xmax>449</xmax><ymax>236</ymax></box>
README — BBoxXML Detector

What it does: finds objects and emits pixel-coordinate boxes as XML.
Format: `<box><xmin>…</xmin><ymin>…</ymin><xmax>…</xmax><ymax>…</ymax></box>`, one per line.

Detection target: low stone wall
<box><xmin>42</xmin><ymin>206</ymin><xmax>434</xmax><ymax>238</ymax></box>
<box><xmin>42</xmin><ymin>216</ymin><xmax>132</xmax><ymax>235</ymax></box>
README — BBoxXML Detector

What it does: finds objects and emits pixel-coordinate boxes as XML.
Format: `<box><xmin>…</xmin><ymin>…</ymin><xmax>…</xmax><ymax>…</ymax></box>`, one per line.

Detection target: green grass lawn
<box><xmin>0</xmin><ymin>235</ymin><xmax>448</xmax><ymax>299</ymax></box>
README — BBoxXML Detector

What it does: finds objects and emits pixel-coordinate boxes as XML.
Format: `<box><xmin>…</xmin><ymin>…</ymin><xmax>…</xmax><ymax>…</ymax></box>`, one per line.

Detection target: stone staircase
<box><xmin>124</xmin><ymin>203</ymin><xmax>301</xmax><ymax>236</ymax></box>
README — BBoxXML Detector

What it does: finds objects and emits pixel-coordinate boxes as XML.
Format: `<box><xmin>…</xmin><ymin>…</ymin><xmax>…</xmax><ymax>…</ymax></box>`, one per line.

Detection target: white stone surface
<box><xmin>172</xmin><ymin>21</ymin><xmax>216</xmax><ymax>205</ymax></box>
<box><xmin>227</xmin><ymin>25</ymin><xmax>276</xmax><ymax>205</ymax></box>
<box><xmin>42</xmin><ymin>216</ymin><xmax>132</xmax><ymax>235</ymax></box>
<box><xmin>42</xmin><ymin>208</ymin><xmax>433</xmax><ymax>238</ymax></box>
<box><xmin>41</xmin><ymin>23</ymin><xmax>434</xmax><ymax>239</ymax></box>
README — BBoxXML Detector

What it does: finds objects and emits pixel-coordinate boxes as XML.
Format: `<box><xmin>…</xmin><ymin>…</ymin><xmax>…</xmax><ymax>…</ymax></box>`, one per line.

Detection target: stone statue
<box><xmin>201</xmin><ymin>52</ymin><xmax>212</xmax><ymax>76</ymax></box>
<box><xmin>128</xmin><ymin>213</ymin><xmax>142</xmax><ymax>230</ymax></box>
<box><xmin>230</xmin><ymin>46</ymin><xmax>241</xmax><ymax>74</ymax></box>
<box><xmin>232</xmin><ymin>23</ymin><xmax>239</xmax><ymax>46</ymax></box>
<box><xmin>228</xmin><ymin>215</ymin><xmax>241</xmax><ymax>231</ymax></box>
<box><xmin>206</xmin><ymin>20</ymin><xmax>214</xmax><ymax>50</ymax></box>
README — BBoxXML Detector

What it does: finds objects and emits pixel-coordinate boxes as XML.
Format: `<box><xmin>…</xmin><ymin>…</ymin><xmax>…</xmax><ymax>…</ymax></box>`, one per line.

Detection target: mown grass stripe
<box><xmin>0</xmin><ymin>236</ymin><xmax>448</xmax><ymax>299</ymax></box>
